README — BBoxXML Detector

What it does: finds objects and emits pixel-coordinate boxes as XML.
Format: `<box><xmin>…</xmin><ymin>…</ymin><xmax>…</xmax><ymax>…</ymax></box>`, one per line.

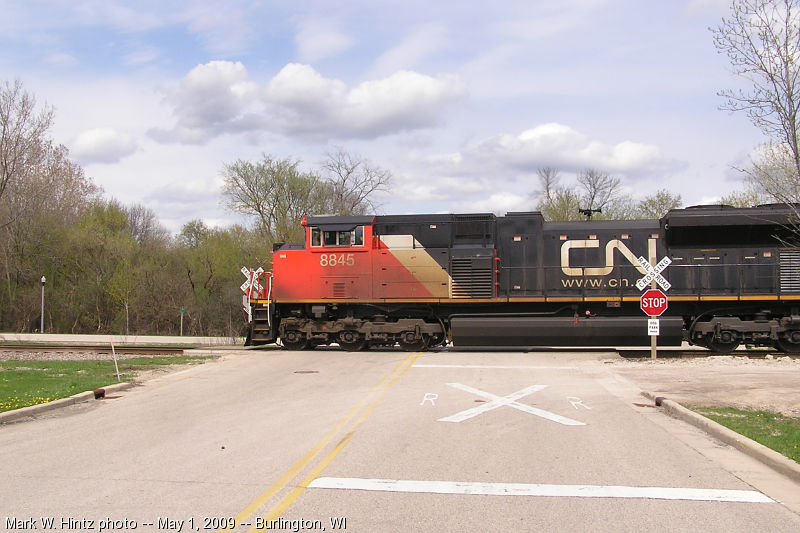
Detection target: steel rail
<box><xmin>0</xmin><ymin>343</ymin><xmax>186</xmax><ymax>355</ymax></box>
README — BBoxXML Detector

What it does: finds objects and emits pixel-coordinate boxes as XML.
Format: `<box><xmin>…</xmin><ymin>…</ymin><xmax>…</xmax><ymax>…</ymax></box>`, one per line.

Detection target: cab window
<box><xmin>352</xmin><ymin>226</ymin><xmax>364</xmax><ymax>246</ymax></box>
<box><xmin>323</xmin><ymin>231</ymin><xmax>346</xmax><ymax>246</ymax></box>
<box><xmin>311</xmin><ymin>225</ymin><xmax>365</xmax><ymax>247</ymax></box>
<box><xmin>310</xmin><ymin>227</ymin><xmax>322</xmax><ymax>247</ymax></box>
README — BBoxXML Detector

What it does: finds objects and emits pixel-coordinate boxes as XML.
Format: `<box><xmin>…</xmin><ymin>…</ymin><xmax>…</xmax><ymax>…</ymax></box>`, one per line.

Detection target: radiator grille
<box><xmin>332</xmin><ymin>282</ymin><xmax>346</xmax><ymax>298</ymax></box>
<box><xmin>780</xmin><ymin>250</ymin><xmax>800</xmax><ymax>293</ymax></box>
<box><xmin>451</xmin><ymin>258</ymin><xmax>494</xmax><ymax>298</ymax></box>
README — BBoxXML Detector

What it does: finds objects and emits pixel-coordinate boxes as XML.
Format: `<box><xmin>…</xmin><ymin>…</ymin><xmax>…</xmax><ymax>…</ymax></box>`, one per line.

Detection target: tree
<box><xmin>125</xmin><ymin>203</ymin><xmax>169</xmax><ymax>246</ymax></box>
<box><xmin>636</xmin><ymin>189</ymin><xmax>683</xmax><ymax>218</ymax></box>
<box><xmin>221</xmin><ymin>150</ymin><xmax>392</xmax><ymax>243</ymax></box>
<box><xmin>0</xmin><ymin>80</ymin><xmax>54</xmax><ymax>203</ymax></box>
<box><xmin>535</xmin><ymin>168</ymin><xmax>683</xmax><ymax>220</ymax></box>
<box><xmin>320</xmin><ymin>147</ymin><xmax>392</xmax><ymax>215</ymax></box>
<box><xmin>57</xmin><ymin>201</ymin><xmax>128</xmax><ymax>332</ymax></box>
<box><xmin>0</xmin><ymin>81</ymin><xmax>99</xmax><ymax>332</ymax></box>
<box><xmin>221</xmin><ymin>154</ymin><xmax>327</xmax><ymax>243</ymax></box>
<box><xmin>712</xmin><ymin>0</ymin><xmax>800</xmax><ymax>191</ymax></box>
<box><xmin>535</xmin><ymin>167</ymin><xmax>629</xmax><ymax>221</ymax></box>
<box><xmin>576</xmin><ymin>168</ymin><xmax>622</xmax><ymax>214</ymax></box>
<box><xmin>535</xmin><ymin>167</ymin><xmax>582</xmax><ymax>221</ymax></box>
<box><xmin>723</xmin><ymin>141</ymin><xmax>800</xmax><ymax>206</ymax></box>
<box><xmin>176</xmin><ymin>220</ymin><xmax>259</xmax><ymax>337</ymax></box>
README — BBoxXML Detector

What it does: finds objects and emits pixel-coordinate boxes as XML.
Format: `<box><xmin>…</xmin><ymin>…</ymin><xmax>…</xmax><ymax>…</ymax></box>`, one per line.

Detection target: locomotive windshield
<box><xmin>310</xmin><ymin>226</ymin><xmax>364</xmax><ymax>247</ymax></box>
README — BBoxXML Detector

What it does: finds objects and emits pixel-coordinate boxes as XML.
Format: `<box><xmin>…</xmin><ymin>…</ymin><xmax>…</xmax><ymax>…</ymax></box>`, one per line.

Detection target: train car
<box><xmin>244</xmin><ymin>204</ymin><xmax>800</xmax><ymax>352</ymax></box>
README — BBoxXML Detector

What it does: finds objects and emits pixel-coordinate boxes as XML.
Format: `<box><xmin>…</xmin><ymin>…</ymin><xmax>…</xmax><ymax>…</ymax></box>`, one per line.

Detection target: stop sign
<box><xmin>640</xmin><ymin>288</ymin><xmax>668</xmax><ymax>316</ymax></box>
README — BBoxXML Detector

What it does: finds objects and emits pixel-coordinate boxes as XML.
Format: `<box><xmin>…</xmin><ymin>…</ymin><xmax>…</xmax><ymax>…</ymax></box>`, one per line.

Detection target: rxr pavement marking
<box><xmin>437</xmin><ymin>383</ymin><xmax>586</xmax><ymax>426</ymax></box>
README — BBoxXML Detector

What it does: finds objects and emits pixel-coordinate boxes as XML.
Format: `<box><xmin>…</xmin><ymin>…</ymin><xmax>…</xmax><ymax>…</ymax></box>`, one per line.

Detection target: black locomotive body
<box><xmin>246</xmin><ymin>204</ymin><xmax>800</xmax><ymax>352</ymax></box>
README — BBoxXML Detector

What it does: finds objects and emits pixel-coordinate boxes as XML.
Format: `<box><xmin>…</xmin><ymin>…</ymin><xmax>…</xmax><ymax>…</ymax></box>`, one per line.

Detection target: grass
<box><xmin>692</xmin><ymin>406</ymin><xmax>800</xmax><ymax>464</ymax></box>
<box><xmin>0</xmin><ymin>356</ymin><xmax>214</xmax><ymax>413</ymax></box>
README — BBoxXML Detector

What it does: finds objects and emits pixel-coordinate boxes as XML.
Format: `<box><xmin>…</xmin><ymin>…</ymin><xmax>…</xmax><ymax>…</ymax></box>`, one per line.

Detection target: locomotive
<box><xmin>244</xmin><ymin>204</ymin><xmax>800</xmax><ymax>352</ymax></box>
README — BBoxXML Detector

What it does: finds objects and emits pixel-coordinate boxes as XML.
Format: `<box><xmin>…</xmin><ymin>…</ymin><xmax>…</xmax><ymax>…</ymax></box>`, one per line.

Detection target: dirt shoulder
<box><xmin>605</xmin><ymin>354</ymin><xmax>800</xmax><ymax>417</ymax></box>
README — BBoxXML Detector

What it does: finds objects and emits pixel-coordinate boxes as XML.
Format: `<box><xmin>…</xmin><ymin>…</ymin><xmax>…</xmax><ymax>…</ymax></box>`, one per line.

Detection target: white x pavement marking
<box><xmin>437</xmin><ymin>383</ymin><xmax>586</xmax><ymax>426</ymax></box>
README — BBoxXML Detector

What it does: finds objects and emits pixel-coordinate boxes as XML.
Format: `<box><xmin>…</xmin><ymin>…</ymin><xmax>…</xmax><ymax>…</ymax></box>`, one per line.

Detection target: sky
<box><xmin>0</xmin><ymin>0</ymin><xmax>764</xmax><ymax>234</ymax></box>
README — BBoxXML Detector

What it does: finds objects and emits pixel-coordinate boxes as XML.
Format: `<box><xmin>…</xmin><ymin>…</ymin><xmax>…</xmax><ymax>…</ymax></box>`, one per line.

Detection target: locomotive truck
<box><xmin>243</xmin><ymin>204</ymin><xmax>800</xmax><ymax>352</ymax></box>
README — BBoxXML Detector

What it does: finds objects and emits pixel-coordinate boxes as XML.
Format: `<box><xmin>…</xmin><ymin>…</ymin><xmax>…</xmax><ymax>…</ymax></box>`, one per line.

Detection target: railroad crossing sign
<box><xmin>640</xmin><ymin>288</ymin><xmax>668</xmax><ymax>317</ymax></box>
<box><xmin>635</xmin><ymin>256</ymin><xmax>671</xmax><ymax>291</ymax></box>
<box><xmin>240</xmin><ymin>267</ymin><xmax>264</xmax><ymax>320</ymax></box>
<box><xmin>240</xmin><ymin>267</ymin><xmax>264</xmax><ymax>294</ymax></box>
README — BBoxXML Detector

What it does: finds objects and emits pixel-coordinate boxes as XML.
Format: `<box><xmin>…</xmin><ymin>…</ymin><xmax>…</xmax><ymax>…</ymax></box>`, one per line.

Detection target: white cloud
<box><xmin>71</xmin><ymin>127</ymin><xmax>138</xmax><ymax>164</ymax></box>
<box><xmin>295</xmin><ymin>19</ymin><xmax>353</xmax><ymax>62</ymax></box>
<box><xmin>442</xmin><ymin>123</ymin><xmax>684</xmax><ymax>178</ymax></box>
<box><xmin>266</xmin><ymin>65</ymin><xmax>467</xmax><ymax>138</ymax></box>
<box><xmin>266</xmin><ymin>63</ymin><xmax>347</xmax><ymax>111</ymax></box>
<box><xmin>149</xmin><ymin>60</ymin><xmax>260</xmax><ymax>143</ymax></box>
<box><xmin>153</xmin><ymin>61</ymin><xmax>467</xmax><ymax>143</ymax></box>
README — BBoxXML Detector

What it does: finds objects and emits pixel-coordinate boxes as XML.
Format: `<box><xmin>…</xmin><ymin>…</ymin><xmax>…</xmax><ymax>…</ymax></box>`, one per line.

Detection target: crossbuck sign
<box><xmin>240</xmin><ymin>267</ymin><xmax>264</xmax><ymax>295</ymax></box>
<box><xmin>240</xmin><ymin>267</ymin><xmax>264</xmax><ymax>321</ymax></box>
<box><xmin>635</xmin><ymin>256</ymin><xmax>671</xmax><ymax>291</ymax></box>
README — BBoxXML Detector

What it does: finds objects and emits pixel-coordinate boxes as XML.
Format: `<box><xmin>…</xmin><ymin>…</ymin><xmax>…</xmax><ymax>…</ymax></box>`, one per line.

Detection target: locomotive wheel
<box><xmin>775</xmin><ymin>337</ymin><xmax>800</xmax><ymax>353</ymax></box>
<box><xmin>338</xmin><ymin>331</ymin><xmax>366</xmax><ymax>351</ymax></box>
<box><xmin>708</xmin><ymin>340</ymin><xmax>740</xmax><ymax>353</ymax></box>
<box><xmin>398</xmin><ymin>331</ymin><xmax>427</xmax><ymax>352</ymax></box>
<box><xmin>339</xmin><ymin>340</ymin><xmax>366</xmax><ymax>351</ymax></box>
<box><xmin>282</xmin><ymin>330</ymin><xmax>309</xmax><ymax>350</ymax></box>
<box><xmin>707</xmin><ymin>331</ymin><xmax>740</xmax><ymax>353</ymax></box>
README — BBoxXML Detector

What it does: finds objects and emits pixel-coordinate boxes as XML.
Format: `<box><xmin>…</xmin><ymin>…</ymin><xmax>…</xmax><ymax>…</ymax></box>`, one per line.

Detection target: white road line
<box><xmin>413</xmin><ymin>364</ymin><xmax>577</xmax><ymax>370</ymax></box>
<box><xmin>308</xmin><ymin>477</ymin><xmax>774</xmax><ymax>503</ymax></box>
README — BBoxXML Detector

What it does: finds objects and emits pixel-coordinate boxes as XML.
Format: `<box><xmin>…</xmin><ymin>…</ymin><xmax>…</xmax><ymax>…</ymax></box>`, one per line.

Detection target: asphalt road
<box><xmin>2</xmin><ymin>348</ymin><xmax>799</xmax><ymax>533</ymax></box>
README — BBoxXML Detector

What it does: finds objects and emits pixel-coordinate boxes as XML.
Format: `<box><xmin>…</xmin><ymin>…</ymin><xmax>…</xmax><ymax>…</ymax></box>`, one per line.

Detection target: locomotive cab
<box><xmin>271</xmin><ymin>215</ymin><xmax>376</xmax><ymax>301</ymax></box>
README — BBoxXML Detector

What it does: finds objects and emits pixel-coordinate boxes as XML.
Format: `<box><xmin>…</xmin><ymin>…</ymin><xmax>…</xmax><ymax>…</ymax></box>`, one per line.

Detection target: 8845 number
<box><xmin>319</xmin><ymin>253</ymin><xmax>355</xmax><ymax>267</ymax></box>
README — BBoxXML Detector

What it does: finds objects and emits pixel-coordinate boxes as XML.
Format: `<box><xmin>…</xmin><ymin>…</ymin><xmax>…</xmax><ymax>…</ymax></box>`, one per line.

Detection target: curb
<box><xmin>0</xmin><ymin>382</ymin><xmax>135</xmax><ymax>425</ymax></box>
<box><xmin>642</xmin><ymin>391</ymin><xmax>800</xmax><ymax>484</ymax></box>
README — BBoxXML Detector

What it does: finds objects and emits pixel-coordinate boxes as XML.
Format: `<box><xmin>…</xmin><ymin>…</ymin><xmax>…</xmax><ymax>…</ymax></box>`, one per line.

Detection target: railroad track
<box><xmin>0</xmin><ymin>343</ymin><xmax>186</xmax><ymax>355</ymax></box>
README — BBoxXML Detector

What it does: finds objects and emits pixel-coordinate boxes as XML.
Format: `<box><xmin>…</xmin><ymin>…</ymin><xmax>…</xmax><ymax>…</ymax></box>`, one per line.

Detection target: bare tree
<box><xmin>536</xmin><ymin>167</ymin><xmax>560</xmax><ymax>202</ymax></box>
<box><xmin>221</xmin><ymin>154</ymin><xmax>327</xmax><ymax>243</ymax></box>
<box><xmin>712</xmin><ymin>0</ymin><xmax>800</xmax><ymax>188</ymax></box>
<box><xmin>321</xmin><ymin>147</ymin><xmax>392</xmax><ymax>215</ymax></box>
<box><xmin>0</xmin><ymin>79</ymin><xmax>54</xmax><ymax>203</ymax></box>
<box><xmin>745</xmin><ymin>141</ymin><xmax>800</xmax><ymax>202</ymax></box>
<box><xmin>577</xmin><ymin>168</ymin><xmax>622</xmax><ymax>213</ymax></box>
<box><xmin>534</xmin><ymin>167</ymin><xmax>583</xmax><ymax>221</ymax></box>
<box><xmin>125</xmin><ymin>203</ymin><xmax>169</xmax><ymax>245</ymax></box>
<box><xmin>724</xmin><ymin>141</ymin><xmax>800</xmax><ymax>206</ymax></box>
<box><xmin>535</xmin><ymin>167</ymin><xmax>681</xmax><ymax>220</ymax></box>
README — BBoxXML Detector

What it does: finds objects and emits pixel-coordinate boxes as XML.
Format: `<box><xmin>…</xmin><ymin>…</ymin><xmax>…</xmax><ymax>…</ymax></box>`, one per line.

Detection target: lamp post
<box><xmin>40</xmin><ymin>276</ymin><xmax>46</xmax><ymax>333</ymax></box>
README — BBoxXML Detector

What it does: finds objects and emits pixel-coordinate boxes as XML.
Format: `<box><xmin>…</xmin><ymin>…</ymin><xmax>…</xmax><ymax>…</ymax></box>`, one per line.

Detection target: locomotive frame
<box><xmin>245</xmin><ymin>204</ymin><xmax>800</xmax><ymax>353</ymax></box>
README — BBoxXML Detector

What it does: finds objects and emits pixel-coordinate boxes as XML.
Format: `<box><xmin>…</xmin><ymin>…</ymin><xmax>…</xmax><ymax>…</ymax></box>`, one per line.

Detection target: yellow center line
<box><xmin>219</xmin><ymin>351</ymin><xmax>420</xmax><ymax>532</ymax></box>
<box><xmin>255</xmin><ymin>351</ymin><xmax>421</xmax><ymax>529</ymax></box>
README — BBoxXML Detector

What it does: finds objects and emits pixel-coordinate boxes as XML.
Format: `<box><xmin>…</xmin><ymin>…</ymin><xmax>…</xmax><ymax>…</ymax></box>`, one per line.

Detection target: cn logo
<box><xmin>561</xmin><ymin>238</ymin><xmax>657</xmax><ymax>277</ymax></box>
